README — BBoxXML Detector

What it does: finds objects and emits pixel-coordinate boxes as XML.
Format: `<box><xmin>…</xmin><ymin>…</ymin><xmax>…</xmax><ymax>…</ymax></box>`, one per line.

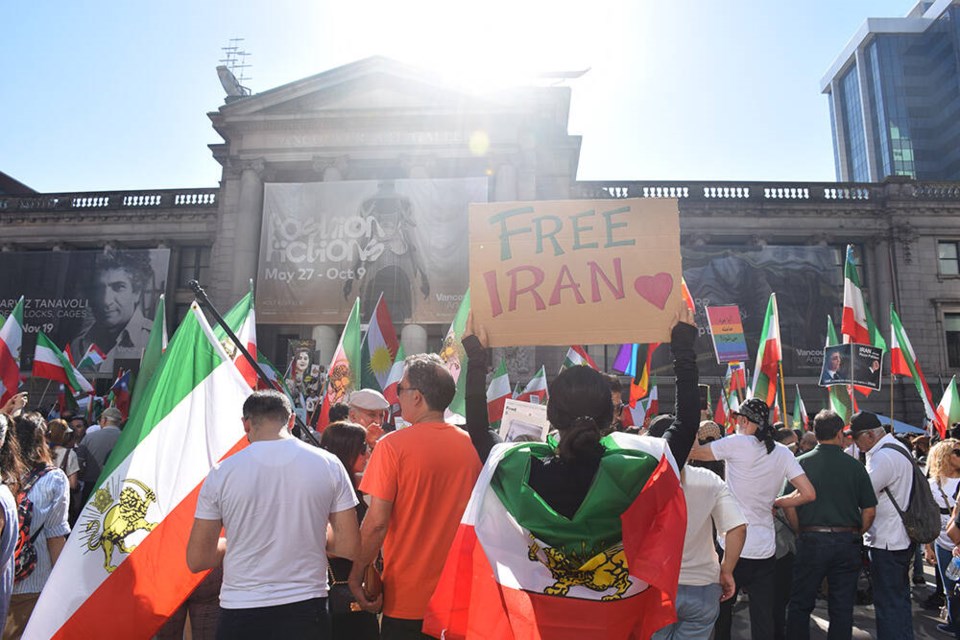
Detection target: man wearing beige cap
<box><xmin>348</xmin><ymin>389</ymin><xmax>389</xmax><ymax>450</ymax></box>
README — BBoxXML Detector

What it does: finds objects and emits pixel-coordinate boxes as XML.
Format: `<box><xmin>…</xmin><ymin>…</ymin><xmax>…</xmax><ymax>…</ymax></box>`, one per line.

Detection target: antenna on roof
<box><xmin>217</xmin><ymin>38</ymin><xmax>252</xmax><ymax>101</ymax></box>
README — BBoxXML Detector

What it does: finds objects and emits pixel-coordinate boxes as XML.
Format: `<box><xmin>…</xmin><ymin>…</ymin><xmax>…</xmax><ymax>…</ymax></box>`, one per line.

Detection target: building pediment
<box><xmin>214</xmin><ymin>56</ymin><xmax>498</xmax><ymax>120</ymax></box>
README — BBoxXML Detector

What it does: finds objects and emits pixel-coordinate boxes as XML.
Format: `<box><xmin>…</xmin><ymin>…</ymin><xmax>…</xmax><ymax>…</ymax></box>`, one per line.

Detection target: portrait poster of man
<box><xmin>819</xmin><ymin>343</ymin><xmax>884</xmax><ymax>390</ymax></box>
<box><xmin>257</xmin><ymin>177</ymin><xmax>488</xmax><ymax>325</ymax></box>
<box><xmin>0</xmin><ymin>249</ymin><xmax>169</xmax><ymax>376</ymax></box>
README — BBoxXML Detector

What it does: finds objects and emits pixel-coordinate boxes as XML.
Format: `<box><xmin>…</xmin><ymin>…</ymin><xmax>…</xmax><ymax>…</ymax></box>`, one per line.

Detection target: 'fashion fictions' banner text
<box><xmin>257</xmin><ymin>178</ymin><xmax>488</xmax><ymax>325</ymax></box>
<box><xmin>469</xmin><ymin>198</ymin><xmax>681</xmax><ymax>347</ymax></box>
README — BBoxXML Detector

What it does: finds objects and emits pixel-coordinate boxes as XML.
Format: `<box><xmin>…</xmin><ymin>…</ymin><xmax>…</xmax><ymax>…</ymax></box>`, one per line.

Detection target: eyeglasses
<box><xmin>397</xmin><ymin>385</ymin><xmax>419</xmax><ymax>394</ymax></box>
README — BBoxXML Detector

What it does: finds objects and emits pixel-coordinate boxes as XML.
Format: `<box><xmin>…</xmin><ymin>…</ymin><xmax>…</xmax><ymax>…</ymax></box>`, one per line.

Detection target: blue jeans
<box><xmin>868</xmin><ymin>546</ymin><xmax>915</xmax><ymax>640</ymax></box>
<box><xmin>651</xmin><ymin>583</ymin><xmax>722</xmax><ymax>640</ymax></box>
<box><xmin>935</xmin><ymin>544</ymin><xmax>960</xmax><ymax>636</ymax></box>
<box><xmin>786</xmin><ymin>532</ymin><xmax>861</xmax><ymax>640</ymax></box>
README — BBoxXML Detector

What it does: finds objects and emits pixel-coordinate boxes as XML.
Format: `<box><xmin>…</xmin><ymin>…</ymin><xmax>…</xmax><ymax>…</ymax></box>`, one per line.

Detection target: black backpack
<box><xmin>880</xmin><ymin>444</ymin><xmax>941</xmax><ymax>544</ymax></box>
<box><xmin>14</xmin><ymin>466</ymin><xmax>56</xmax><ymax>583</ymax></box>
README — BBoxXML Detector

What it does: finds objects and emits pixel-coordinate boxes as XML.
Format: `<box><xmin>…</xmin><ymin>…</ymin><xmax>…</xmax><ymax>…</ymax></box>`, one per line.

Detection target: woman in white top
<box><xmin>688</xmin><ymin>397</ymin><xmax>816</xmax><ymax>640</ymax></box>
<box><xmin>925</xmin><ymin>439</ymin><xmax>960</xmax><ymax>636</ymax></box>
<box><xmin>4</xmin><ymin>413</ymin><xmax>69</xmax><ymax>640</ymax></box>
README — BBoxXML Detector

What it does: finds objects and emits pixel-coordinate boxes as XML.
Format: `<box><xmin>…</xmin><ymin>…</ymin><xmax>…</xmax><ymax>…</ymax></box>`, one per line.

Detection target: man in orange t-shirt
<box><xmin>349</xmin><ymin>353</ymin><xmax>481</xmax><ymax>640</ymax></box>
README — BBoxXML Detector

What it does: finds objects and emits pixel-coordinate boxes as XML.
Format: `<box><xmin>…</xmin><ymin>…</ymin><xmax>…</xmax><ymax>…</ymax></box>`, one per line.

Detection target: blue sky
<box><xmin>2</xmin><ymin>1</ymin><xmax>914</xmax><ymax>192</ymax></box>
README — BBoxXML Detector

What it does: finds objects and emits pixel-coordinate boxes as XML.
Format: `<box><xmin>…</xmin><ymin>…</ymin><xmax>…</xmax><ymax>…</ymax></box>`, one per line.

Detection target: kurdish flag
<box><xmin>440</xmin><ymin>290</ymin><xmax>471</xmax><ymax>418</ymax></box>
<box><xmin>890</xmin><ymin>306</ymin><xmax>938</xmax><ymax>431</ymax></box>
<box><xmin>32</xmin><ymin>333</ymin><xmax>93</xmax><ymax>395</ymax></box>
<box><xmin>382</xmin><ymin>344</ymin><xmax>406</xmax><ymax>409</ymax></box>
<box><xmin>316</xmin><ymin>298</ymin><xmax>362</xmax><ymax>431</ymax></box>
<box><xmin>517</xmin><ymin>366</ymin><xmax>548</xmax><ymax>404</ymax></box>
<box><xmin>936</xmin><ymin>377</ymin><xmax>960</xmax><ymax>440</ymax></box>
<box><xmin>23</xmin><ymin>302</ymin><xmax>251</xmax><ymax>640</ymax></box>
<box><xmin>0</xmin><ymin>297</ymin><xmax>24</xmax><ymax>405</ymax></box>
<box><xmin>826</xmin><ymin>316</ymin><xmax>853</xmax><ymax>424</ymax></box>
<box><xmin>842</xmin><ymin>245</ymin><xmax>886</xmax><ymax>350</ymax></box>
<box><xmin>361</xmin><ymin>293</ymin><xmax>400</xmax><ymax>392</ymax></box>
<box><xmin>750</xmin><ymin>293</ymin><xmax>781</xmax><ymax>406</ymax></box>
<box><xmin>792</xmin><ymin>385</ymin><xmax>809</xmax><ymax>431</ymax></box>
<box><xmin>560</xmin><ymin>346</ymin><xmax>598</xmax><ymax>373</ymax></box>
<box><xmin>486</xmin><ymin>361</ymin><xmax>512</xmax><ymax>427</ymax></box>
<box><xmin>424</xmin><ymin>433</ymin><xmax>686</xmax><ymax>639</ymax></box>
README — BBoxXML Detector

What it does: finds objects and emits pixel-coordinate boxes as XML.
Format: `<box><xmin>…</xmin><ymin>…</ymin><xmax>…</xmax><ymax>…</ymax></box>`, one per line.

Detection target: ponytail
<box><xmin>557</xmin><ymin>416</ymin><xmax>604</xmax><ymax>464</ymax></box>
<box><xmin>756</xmin><ymin>425</ymin><xmax>776</xmax><ymax>454</ymax></box>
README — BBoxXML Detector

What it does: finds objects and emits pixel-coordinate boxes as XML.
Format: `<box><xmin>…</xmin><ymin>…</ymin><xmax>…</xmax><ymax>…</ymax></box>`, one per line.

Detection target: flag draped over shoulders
<box><xmin>424</xmin><ymin>432</ymin><xmax>686</xmax><ymax>640</ymax></box>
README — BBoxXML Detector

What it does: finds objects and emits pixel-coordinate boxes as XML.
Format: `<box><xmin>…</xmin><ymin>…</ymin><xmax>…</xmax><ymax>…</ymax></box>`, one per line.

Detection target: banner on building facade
<box><xmin>257</xmin><ymin>178</ymin><xmax>489</xmax><ymax>325</ymax></box>
<box><xmin>0</xmin><ymin>249</ymin><xmax>170</xmax><ymax>374</ymax></box>
<box><xmin>682</xmin><ymin>244</ymin><xmax>844</xmax><ymax>378</ymax></box>
<box><xmin>469</xmin><ymin>198</ymin><xmax>682</xmax><ymax>347</ymax></box>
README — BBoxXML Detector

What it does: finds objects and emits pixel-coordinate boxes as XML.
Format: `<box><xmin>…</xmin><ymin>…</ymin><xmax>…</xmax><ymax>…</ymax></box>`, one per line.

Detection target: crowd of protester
<box><xmin>0</xmin><ymin>308</ymin><xmax>952</xmax><ymax>639</ymax></box>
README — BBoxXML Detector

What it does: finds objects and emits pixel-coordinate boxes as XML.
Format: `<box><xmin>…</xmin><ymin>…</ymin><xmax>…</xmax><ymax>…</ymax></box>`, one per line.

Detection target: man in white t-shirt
<box><xmin>649</xmin><ymin>426</ymin><xmax>747</xmax><ymax>640</ymax></box>
<box><xmin>186</xmin><ymin>390</ymin><xmax>360</xmax><ymax>640</ymax></box>
<box><xmin>846</xmin><ymin>411</ymin><xmax>914</xmax><ymax>640</ymax></box>
<box><xmin>688</xmin><ymin>397</ymin><xmax>816</xmax><ymax>640</ymax></box>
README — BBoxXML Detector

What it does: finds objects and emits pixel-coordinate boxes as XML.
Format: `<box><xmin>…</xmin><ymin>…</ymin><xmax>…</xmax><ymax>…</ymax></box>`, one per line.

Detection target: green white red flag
<box><xmin>316</xmin><ymin>298</ymin><xmax>361</xmax><ymax>431</ymax></box>
<box><xmin>440</xmin><ymin>290</ymin><xmax>471</xmax><ymax>418</ymax></box>
<box><xmin>131</xmin><ymin>295</ymin><xmax>169</xmax><ymax>412</ymax></box>
<box><xmin>890</xmin><ymin>306</ymin><xmax>937</xmax><ymax>431</ymax></box>
<box><xmin>560</xmin><ymin>346</ymin><xmax>598</xmax><ymax>373</ymax></box>
<box><xmin>750</xmin><ymin>293</ymin><xmax>781</xmax><ymax>406</ymax></box>
<box><xmin>486</xmin><ymin>360</ymin><xmax>512</xmax><ymax>427</ymax></box>
<box><xmin>792</xmin><ymin>385</ymin><xmax>808</xmax><ymax>431</ymax></box>
<box><xmin>517</xmin><ymin>366</ymin><xmax>548</xmax><ymax>404</ymax></box>
<box><xmin>935</xmin><ymin>377</ymin><xmax>960</xmax><ymax>440</ymax></box>
<box><xmin>23</xmin><ymin>302</ymin><xmax>251</xmax><ymax>640</ymax></box>
<box><xmin>361</xmin><ymin>293</ymin><xmax>400</xmax><ymax>392</ymax></box>
<box><xmin>423</xmin><ymin>433</ymin><xmax>686</xmax><ymax>639</ymax></box>
<box><xmin>842</xmin><ymin>245</ymin><xmax>886</xmax><ymax>350</ymax></box>
<box><xmin>32</xmin><ymin>332</ymin><xmax>93</xmax><ymax>395</ymax></box>
<box><xmin>0</xmin><ymin>297</ymin><xmax>24</xmax><ymax>405</ymax></box>
<box><xmin>216</xmin><ymin>289</ymin><xmax>258</xmax><ymax>389</ymax></box>
<box><xmin>77</xmin><ymin>344</ymin><xmax>107</xmax><ymax>371</ymax></box>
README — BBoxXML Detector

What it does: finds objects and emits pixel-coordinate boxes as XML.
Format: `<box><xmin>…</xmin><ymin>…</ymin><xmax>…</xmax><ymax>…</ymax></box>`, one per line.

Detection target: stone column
<box><xmin>232</xmin><ymin>159</ymin><xmax>266</xmax><ymax>301</ymax></box>
<box><xmin>311</xmin><ymin>325</ymin><xmax>339</xmax><ymax>367</ymax></box>
<box><xmin>400</xmin><ymin>324</ymin><xmax>428</xmax><ymax>357</ymax></box>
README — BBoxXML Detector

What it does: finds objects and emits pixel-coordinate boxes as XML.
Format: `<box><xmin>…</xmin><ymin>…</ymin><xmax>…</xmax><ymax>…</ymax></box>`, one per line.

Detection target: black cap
<box><xmin>732</xmin><ymin>398</ymin><xmax>770</xmax><ymax>429</ymax></box>
<box><xmin>845</xmin><ymin>411</ymin><xmax>881</xmax><ymax>436</ymax></box>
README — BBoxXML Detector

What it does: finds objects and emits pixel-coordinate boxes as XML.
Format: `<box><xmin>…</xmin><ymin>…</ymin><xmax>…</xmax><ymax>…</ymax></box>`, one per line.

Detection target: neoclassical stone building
<box><xmin>3</xmin><ymin>57</ymin><xmax>960</xmax><ymax>424</ymax></box>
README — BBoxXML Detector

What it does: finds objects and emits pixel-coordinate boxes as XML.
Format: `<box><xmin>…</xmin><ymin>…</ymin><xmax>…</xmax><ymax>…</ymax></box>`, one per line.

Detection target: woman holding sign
<box><xmin>424</xmin><ymin>306</ymin><xmax>700</xmax><ymax>639</ymax></box>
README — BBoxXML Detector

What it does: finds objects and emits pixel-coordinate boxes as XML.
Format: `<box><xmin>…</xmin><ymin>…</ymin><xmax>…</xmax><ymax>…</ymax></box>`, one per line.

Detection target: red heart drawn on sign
<box><xmin>633</xmin><ymin>273</ymin><xmax>674</xmax><ymax>309</ymax></box>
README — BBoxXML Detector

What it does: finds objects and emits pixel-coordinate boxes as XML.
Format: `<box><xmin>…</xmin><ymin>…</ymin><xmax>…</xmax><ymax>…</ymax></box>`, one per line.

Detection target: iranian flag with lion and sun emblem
<box><xmin>23</xmin><ymin>302</ymin><xmax>252</xmax><ymax>640</ymax></box>
<box><xmin>423</xmin><ymin>432</ymin><xmax>686</xmax><ymax>640</ymax></box>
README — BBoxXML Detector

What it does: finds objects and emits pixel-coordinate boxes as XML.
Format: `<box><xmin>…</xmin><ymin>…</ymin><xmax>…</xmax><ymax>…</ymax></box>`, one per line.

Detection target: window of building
<box><xmin>940</xmin><ymin>241</ymin><xmax>960</xmax><ymax>275</ymax></box>
<box><xmin>947</xmin><ymin>313</ymin><xmax>960</xmax><ymax>368</ymax></box>
<box><xmin>176</xmin><ymin>246</ymin><xmax>212</xmax><ymax>288</ymax></box>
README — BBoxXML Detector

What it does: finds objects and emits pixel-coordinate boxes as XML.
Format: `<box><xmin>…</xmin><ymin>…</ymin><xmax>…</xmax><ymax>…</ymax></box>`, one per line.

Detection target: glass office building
<box><xmin>822</xmin><ymin>0</ymin><xmax>960</xmax><ymax>181</ymax></box>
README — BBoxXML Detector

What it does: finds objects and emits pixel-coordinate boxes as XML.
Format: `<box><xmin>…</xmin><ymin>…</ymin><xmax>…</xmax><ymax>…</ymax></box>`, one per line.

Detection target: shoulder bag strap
<box><xmin>879</xmin><ymin>444</ymin><xmax>915</xmax><ymax>518</ymax></box>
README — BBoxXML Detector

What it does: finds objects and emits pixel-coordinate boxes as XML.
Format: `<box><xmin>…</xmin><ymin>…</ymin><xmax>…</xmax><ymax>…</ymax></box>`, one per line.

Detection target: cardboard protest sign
<box><xmin>705</xmin><ymin>305</ymin><xmax>749</xmax><ymax>364</ymax></box>
<box><xmin>820</xmin><ymin>343</ymin><xmax>884</xmax><ymax>390</ymax></box>
<box><xmin>469</xmin><ymin>198</ymin><xmax>682</xmax><ymax>347</ymax></box>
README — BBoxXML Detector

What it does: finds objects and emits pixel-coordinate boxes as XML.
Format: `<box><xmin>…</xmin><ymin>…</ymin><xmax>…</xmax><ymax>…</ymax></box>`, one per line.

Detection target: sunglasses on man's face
<box><xmin>952</xmin><ymin>449</ymin><xmax>960</xmax><ymax>457</ymax></box>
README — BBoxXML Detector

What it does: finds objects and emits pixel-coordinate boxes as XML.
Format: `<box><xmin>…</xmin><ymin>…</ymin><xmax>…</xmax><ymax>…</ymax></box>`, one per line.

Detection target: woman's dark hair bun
<box><xmin>557</xmin><ymin>416</ymin><xmax>604</xmax><ymax>463</ymax></box>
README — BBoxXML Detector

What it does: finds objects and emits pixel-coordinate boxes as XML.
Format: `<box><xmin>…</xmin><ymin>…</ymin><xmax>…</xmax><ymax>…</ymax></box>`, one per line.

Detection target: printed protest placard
<box><xmin>498</xmin><ymin>398</ymin><xmax>550</xmax><ymax>443</ymax></box>
<box><xmin>705</xmin><ymin>305</ymin><xmax>749</xmax><ymax>364</ymax></box>
<box><xmin>469</xmin><ymin>198</ymin><xmax>682</xmax><ymax>347</ymax></box>
<box><xmin>820</xmin><ymin>343</ymin><xmax>884</xmax><ymax>390</ymax></box>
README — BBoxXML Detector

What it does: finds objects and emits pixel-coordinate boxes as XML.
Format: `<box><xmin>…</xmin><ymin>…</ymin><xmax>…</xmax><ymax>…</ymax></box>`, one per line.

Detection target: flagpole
<box><xmin>778</xmin><ymin>361</ymin><xmax>788</xmax><ymax>428</ymax></box>
<box><xmin>189</xmin><ymin>280</ymin><xmax>320</xmax><ymax>446</ymax></box>
<box><xmin>889</xmin><ymin>373</ymin><xmax>894</xmax><ymax>425</ymax></box>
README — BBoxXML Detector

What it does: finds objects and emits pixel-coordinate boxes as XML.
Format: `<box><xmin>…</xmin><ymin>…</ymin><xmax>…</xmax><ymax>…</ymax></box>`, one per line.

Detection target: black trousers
<box><xmin>715</xmin><ymin>555</ymin><xmax>777</xmax><ymax>640</ymax></box>
<box><xmin>380</xmin><ymin>615</ymin><xmax>433</xmax><ymax>640</ymax></box>
<box><xmin>216</xmin><ymin>597</ymin><xmax>330</xmax><ymax>640</ymax></box>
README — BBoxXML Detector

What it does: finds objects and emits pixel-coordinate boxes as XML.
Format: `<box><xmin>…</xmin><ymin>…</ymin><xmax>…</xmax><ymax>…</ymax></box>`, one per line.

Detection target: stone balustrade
<box><xmin>569</xmin><ymin>180</ymin><xmax>947</xmax><ymax>202</ymax></box>
<box><xmin>0</xmin><ymin>188</ymin><xmax>218</xmax><ymax>213</ymax></box>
